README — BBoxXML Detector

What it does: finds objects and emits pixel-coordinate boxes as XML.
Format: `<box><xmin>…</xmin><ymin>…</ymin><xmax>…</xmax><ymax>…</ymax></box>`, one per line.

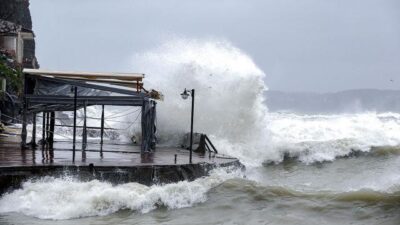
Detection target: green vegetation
<box><xmin>0</xmin><ymin>56</ymin><xmax>23</xmax><ymax>96</ymax></box>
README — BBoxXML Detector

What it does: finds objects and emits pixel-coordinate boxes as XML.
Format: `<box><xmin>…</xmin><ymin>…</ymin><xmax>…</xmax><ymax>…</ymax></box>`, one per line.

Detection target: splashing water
<box><xmin>131</xmin><ymin>38</ymin><xmax>268</xmax><ymax>144</ymax></box>
<box><xmin>1</xmin><ymin>39</ymin><xmax>400</xmax><ymax>223</ymax></box>
<box><xmin>0</xmin><ymin>168</ymin><xmax>243</xmax><ymax>220</ymax></box>
<box><xmin>264</xmin><ymin>112</ymin><xmax>400</xmax><ymax>164</ymax></box>
<box><xmin>130</xmin><ymin>38</ymin><xmax>400</xmax><ymax>166</ymax></box>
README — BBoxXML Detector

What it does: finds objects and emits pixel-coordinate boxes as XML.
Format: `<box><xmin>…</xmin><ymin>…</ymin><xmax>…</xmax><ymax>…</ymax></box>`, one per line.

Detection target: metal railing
<box><xmin>199</xmin><ymin>134</ymin><xmax>218</xmax><ymax>154</ymax></box>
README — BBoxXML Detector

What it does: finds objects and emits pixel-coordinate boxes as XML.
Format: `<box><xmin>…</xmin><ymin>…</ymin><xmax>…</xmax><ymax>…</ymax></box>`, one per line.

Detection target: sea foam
<box><xmin>0</xmin><ymin>168</ymin><xmax>242</xmax><ymax>220</ymax></box>
<box><xmin>129</xmin><ymin>38</ymin><xmax>400</xmax><ymax>165</ymax></box>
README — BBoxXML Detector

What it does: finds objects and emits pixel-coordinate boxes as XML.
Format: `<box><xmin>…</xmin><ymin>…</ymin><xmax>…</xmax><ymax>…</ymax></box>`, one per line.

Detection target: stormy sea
<box><xmin>0</xmin><ymin>39</ymin><xmax>399</xmax><ymax>225</ymax></box>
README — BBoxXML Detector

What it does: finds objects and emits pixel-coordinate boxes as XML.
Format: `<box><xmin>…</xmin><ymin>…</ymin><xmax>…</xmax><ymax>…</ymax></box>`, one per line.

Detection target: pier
<box><xmin>0</xmin><ymin>69</ymin><xmax>240</xmax><ymax>194</ymax></box>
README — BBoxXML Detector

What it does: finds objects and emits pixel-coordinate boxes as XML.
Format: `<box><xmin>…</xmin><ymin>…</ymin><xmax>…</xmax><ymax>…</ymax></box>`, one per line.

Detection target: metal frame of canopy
<box><xmin>20</xmin><ymin>69</ymin><xmax>157</xmax><ymax>159</ymax></box>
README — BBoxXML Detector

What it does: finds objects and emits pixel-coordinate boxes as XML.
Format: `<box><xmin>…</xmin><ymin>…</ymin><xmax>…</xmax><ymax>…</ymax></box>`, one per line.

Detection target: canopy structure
<box><xmin>21</xmin><ymin>69</ymin><xmax>158</xmax><ymax>154</ymax></box>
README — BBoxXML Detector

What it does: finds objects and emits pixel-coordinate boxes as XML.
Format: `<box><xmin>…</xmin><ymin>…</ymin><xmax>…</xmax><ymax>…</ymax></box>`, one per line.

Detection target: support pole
<box><xmin>99</xmin><ymin>105</ymin><xmax>105</xmax><ymax>157</ymax></box>
<box><xmin>141</xmin><ymin>100</ymin><xmax>147</xmax><ymax>153</ymax></box>
<box><xmin>72</xmin><ymin>86</ymin><xmax>77</xmax><ymax>162</ymax></box>
<box><xmin>150</xmin><ymin>101</ymin><xmax>157</xmax><ymax>150</ymax></box>
<box><xmin>21</xmin><ymin>75</ymin><xmax>28</xmax><ymax>149</ymax></box>
<box><xmin>82</xmin><ymin>101</ymin><xmax>87</xmax><ymax>150</ymax></box>
<box><xmin>31</xmin><ymin>113</ymin><xmax>37</xmax><ymax>147</ymax></box>
<box><xmin>100</xmin><ymin>104</ymin><xmax>105</xmax><ymax>147</ymax></box>
<box><xmin>45</xmin><ymin>112</ymin><xmax>50</xmax><ymax>141</ymax></box>
<box><xmin>41</xmin><ymin>112</ymin><xmax>45</xmax><ymax>144</ymax></box>
<box><xmin>189</xmin><ymin>89</ymin><xmax>195</xmax><ymax>164</ymax></box>
<box><xmin>49</xmin><ymin>111</ymin><xmax>55</xmax><ymax>144</ymax></box>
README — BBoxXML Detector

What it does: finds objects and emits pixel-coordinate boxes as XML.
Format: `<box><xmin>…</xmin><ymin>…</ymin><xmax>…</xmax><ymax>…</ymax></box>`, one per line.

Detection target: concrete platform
<box><xmin>0</xmin><ymin>135</ymin><xmax>241</xmax><ymax>194</ymax></box>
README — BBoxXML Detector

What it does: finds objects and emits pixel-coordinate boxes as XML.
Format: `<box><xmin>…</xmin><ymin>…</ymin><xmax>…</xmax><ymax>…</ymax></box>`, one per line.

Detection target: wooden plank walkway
<box><xmin>0</xmin><ymin>135</ymin><xmax>237</xmax><ymax>168</ymax></box>
<box><xmin>0</xmin><ymin>133</ymin><xmax>241</xmax><ymax>193</ymax></box>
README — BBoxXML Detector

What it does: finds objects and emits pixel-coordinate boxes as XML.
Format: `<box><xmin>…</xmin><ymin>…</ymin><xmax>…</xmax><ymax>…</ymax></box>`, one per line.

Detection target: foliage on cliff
<box><xmin>0</xmin><ymin>55</ymin><xmax>23</xmax><ymax>96</ymax></box>
<box><xmin>0</xmin><ymin>0</ymin><xmax>31</xmax><ymax>97</ymax></box>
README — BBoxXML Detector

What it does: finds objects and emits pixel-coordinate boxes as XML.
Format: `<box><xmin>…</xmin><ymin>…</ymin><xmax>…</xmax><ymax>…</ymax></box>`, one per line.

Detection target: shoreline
<box><xmin>0</xmin><ymin>134</ymin><xmax>241</xmax><ymax>194</ymax></box>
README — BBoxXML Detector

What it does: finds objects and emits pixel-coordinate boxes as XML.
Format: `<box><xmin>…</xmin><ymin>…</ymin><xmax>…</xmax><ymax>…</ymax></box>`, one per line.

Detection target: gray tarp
<box><xmin>34</xmin><ymin>79</ymin><xmax>110</xmax><ymax>96</ymax></box>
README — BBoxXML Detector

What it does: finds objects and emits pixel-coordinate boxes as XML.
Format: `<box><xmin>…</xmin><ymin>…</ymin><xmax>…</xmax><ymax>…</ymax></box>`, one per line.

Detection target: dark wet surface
<box><xmin>0</xmin><ymin>135</ymin><xmax>237</xmax><ymax>168</ymax></box>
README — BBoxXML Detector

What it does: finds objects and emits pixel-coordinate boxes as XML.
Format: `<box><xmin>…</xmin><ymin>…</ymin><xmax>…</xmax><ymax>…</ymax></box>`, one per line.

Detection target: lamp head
<box><xmin>181</xmin><ymin>88</ymin><xmax>189</xmax><ymax>100</ymax></box>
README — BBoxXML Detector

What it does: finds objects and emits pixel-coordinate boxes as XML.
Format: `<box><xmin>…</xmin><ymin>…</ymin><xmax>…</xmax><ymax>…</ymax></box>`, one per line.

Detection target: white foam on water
<box><xmin>264</xmin><ymin>112</ymin><xmax>400</xmax><ymax>164</ymax></box>
<box><xmin>0</xmin><ymin>168</ymin><xmax>242</xmax><ymax>220</ymax></box>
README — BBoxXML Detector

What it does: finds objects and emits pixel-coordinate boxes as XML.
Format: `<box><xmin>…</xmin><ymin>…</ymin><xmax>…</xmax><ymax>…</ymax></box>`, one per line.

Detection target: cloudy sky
<box><xmin>30</xmin><ymin>0</ymin><xmax>400</xmax><ymax>92</ymax></box>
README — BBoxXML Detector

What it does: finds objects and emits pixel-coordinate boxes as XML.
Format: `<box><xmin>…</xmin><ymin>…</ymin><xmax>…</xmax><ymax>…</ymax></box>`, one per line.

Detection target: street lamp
<box><xmin>181</xmin><ymin>88</ymin><xmax>195</xmax><ymax>164</ymax></box>
<box><xmin>181</xmin><ymin>89</ymin><xmax>189</xmax><ymax>100</ymax></box>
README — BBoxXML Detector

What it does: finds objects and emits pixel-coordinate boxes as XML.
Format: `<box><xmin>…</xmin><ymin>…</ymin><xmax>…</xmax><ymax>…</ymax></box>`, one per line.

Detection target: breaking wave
<box><xmin>263</xmin><ymin>112</ymin><xmax>400</xmax><ymax>164</ymax></box>
<box><xmin>0</xmin><ymin>168</ymin><xmax>243</xmax><ymax>220</ymax></box>
<box><xmin>131</xmin><ymin>38</ymin><xmax>268</xmax><ymax>147</ymax></box>
<box><xmin>1</xmin><ymin>168</ymin><xmax>398</xmax><ymax>220</ymax></box>
<box><xmin>129</xmin><ymin>38</ymin><xmax>400</xmax><ymax>165</ymax></box>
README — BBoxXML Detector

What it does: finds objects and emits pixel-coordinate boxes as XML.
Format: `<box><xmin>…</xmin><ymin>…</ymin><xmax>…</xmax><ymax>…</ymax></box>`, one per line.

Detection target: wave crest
<box><xmin>0</xmin><ymin>168</ymin><xmax>243</xmax><ymax>220</ymax></box>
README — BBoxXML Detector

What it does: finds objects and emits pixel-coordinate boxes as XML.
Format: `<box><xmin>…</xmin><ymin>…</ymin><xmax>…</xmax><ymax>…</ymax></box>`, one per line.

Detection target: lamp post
<box><xmin>181</xmin><ymin>88</ymin><xmax>195</xmax><ymax>164</ymax></box>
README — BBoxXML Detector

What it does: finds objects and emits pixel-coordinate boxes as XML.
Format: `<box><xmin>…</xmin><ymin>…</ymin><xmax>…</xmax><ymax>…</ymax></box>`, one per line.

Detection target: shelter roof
<box><xmin>23</xmin><ymin>69</ymin><xmax>161</xmax><ymax>113</ymax></box>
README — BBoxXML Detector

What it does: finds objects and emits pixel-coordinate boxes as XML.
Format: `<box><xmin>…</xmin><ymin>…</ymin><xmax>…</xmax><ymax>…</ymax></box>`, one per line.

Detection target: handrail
<box><xmin>200</xmin><ymin>134</ymin><xmax>218</xmax><ymax>154</ymax></box>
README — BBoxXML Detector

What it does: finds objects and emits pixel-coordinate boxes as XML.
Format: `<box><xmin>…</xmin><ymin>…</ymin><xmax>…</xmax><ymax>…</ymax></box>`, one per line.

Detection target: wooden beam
<box><xmin>29</xmin><ymin>74</ymin><xmax>147</xmax><ymax>96</ymax></box>
<box><xmin>26</xmin><ymin>95</ymin><xmax>146</xmax><ymax>106</ymax></box>
<box><xmin>23</xmin><ymin>69</ymin><xmax>144</xmax><ymax>81</ymax></box>
<box><xmin>46</xmin><ymin>75</ymin><xmax>143</xmax><ymax>88</ymax></box>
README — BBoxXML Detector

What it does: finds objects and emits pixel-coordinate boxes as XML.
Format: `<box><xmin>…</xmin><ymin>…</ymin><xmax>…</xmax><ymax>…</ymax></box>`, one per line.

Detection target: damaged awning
<box><xmin>22</xmin><ymin>69</ymin><xmax>161</xmax><ymax>113</ymax></box>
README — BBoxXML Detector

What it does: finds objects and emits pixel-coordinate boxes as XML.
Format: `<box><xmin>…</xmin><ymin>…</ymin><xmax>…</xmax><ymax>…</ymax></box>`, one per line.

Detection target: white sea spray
<box><xmin>0</xmin><ymin>168</ymin><xmax>243</xmax><ymax>220</ymax></box>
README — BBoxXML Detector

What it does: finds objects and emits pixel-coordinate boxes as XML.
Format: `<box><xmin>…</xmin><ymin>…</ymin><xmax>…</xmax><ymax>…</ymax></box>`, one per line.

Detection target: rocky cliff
<box><xmin>0</xmin><ymin>0</ymin><xmax>32</xmax><ymax>29</ymax></box>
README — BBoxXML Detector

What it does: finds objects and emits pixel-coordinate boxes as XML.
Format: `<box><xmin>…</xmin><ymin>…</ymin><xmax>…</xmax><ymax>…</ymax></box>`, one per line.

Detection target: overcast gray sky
<box><xmin>30</xmin><ymin>0</ymin><xmax>400</xmax><ymax>92</ymax></box>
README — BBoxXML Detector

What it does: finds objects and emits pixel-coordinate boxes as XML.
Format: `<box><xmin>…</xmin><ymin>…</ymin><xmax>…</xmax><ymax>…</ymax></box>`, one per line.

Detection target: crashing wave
<box><xmin>0</xmin><ymin>168</ymin><xmax>243</xmax><ymax>220</ymax></box>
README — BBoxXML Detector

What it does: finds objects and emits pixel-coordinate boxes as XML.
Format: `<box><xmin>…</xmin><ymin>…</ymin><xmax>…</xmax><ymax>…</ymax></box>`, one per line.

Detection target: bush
<box><xmin>0</xmin><ymin>56</ymin><xmax>23</xmax><ymax>96</ymax></box>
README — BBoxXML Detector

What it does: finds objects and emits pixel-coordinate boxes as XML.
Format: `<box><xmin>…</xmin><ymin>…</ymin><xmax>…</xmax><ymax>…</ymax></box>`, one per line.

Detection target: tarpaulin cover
<box><xmin>34</xmin><ymin>79</ymin><xmax>110</xmax><ymax>96</ymax></box>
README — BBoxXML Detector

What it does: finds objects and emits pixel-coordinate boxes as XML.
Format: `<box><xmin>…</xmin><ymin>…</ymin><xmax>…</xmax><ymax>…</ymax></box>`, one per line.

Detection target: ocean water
<box><xmin>0</xmin><ymin>39</ymin><xmax>399</xmax><ymax>224</ymax></box>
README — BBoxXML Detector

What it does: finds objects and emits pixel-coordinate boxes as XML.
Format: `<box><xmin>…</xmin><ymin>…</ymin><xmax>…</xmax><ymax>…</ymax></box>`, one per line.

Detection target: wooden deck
<box><xmin>0</xmin><ymin>133</ymin><xmax>241</xmax><ymax>193</ymax></box>
<box><xmin>0</xmin><ymin>135</ymin><xmax>237</xmax><ymax>168</ymax></box>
